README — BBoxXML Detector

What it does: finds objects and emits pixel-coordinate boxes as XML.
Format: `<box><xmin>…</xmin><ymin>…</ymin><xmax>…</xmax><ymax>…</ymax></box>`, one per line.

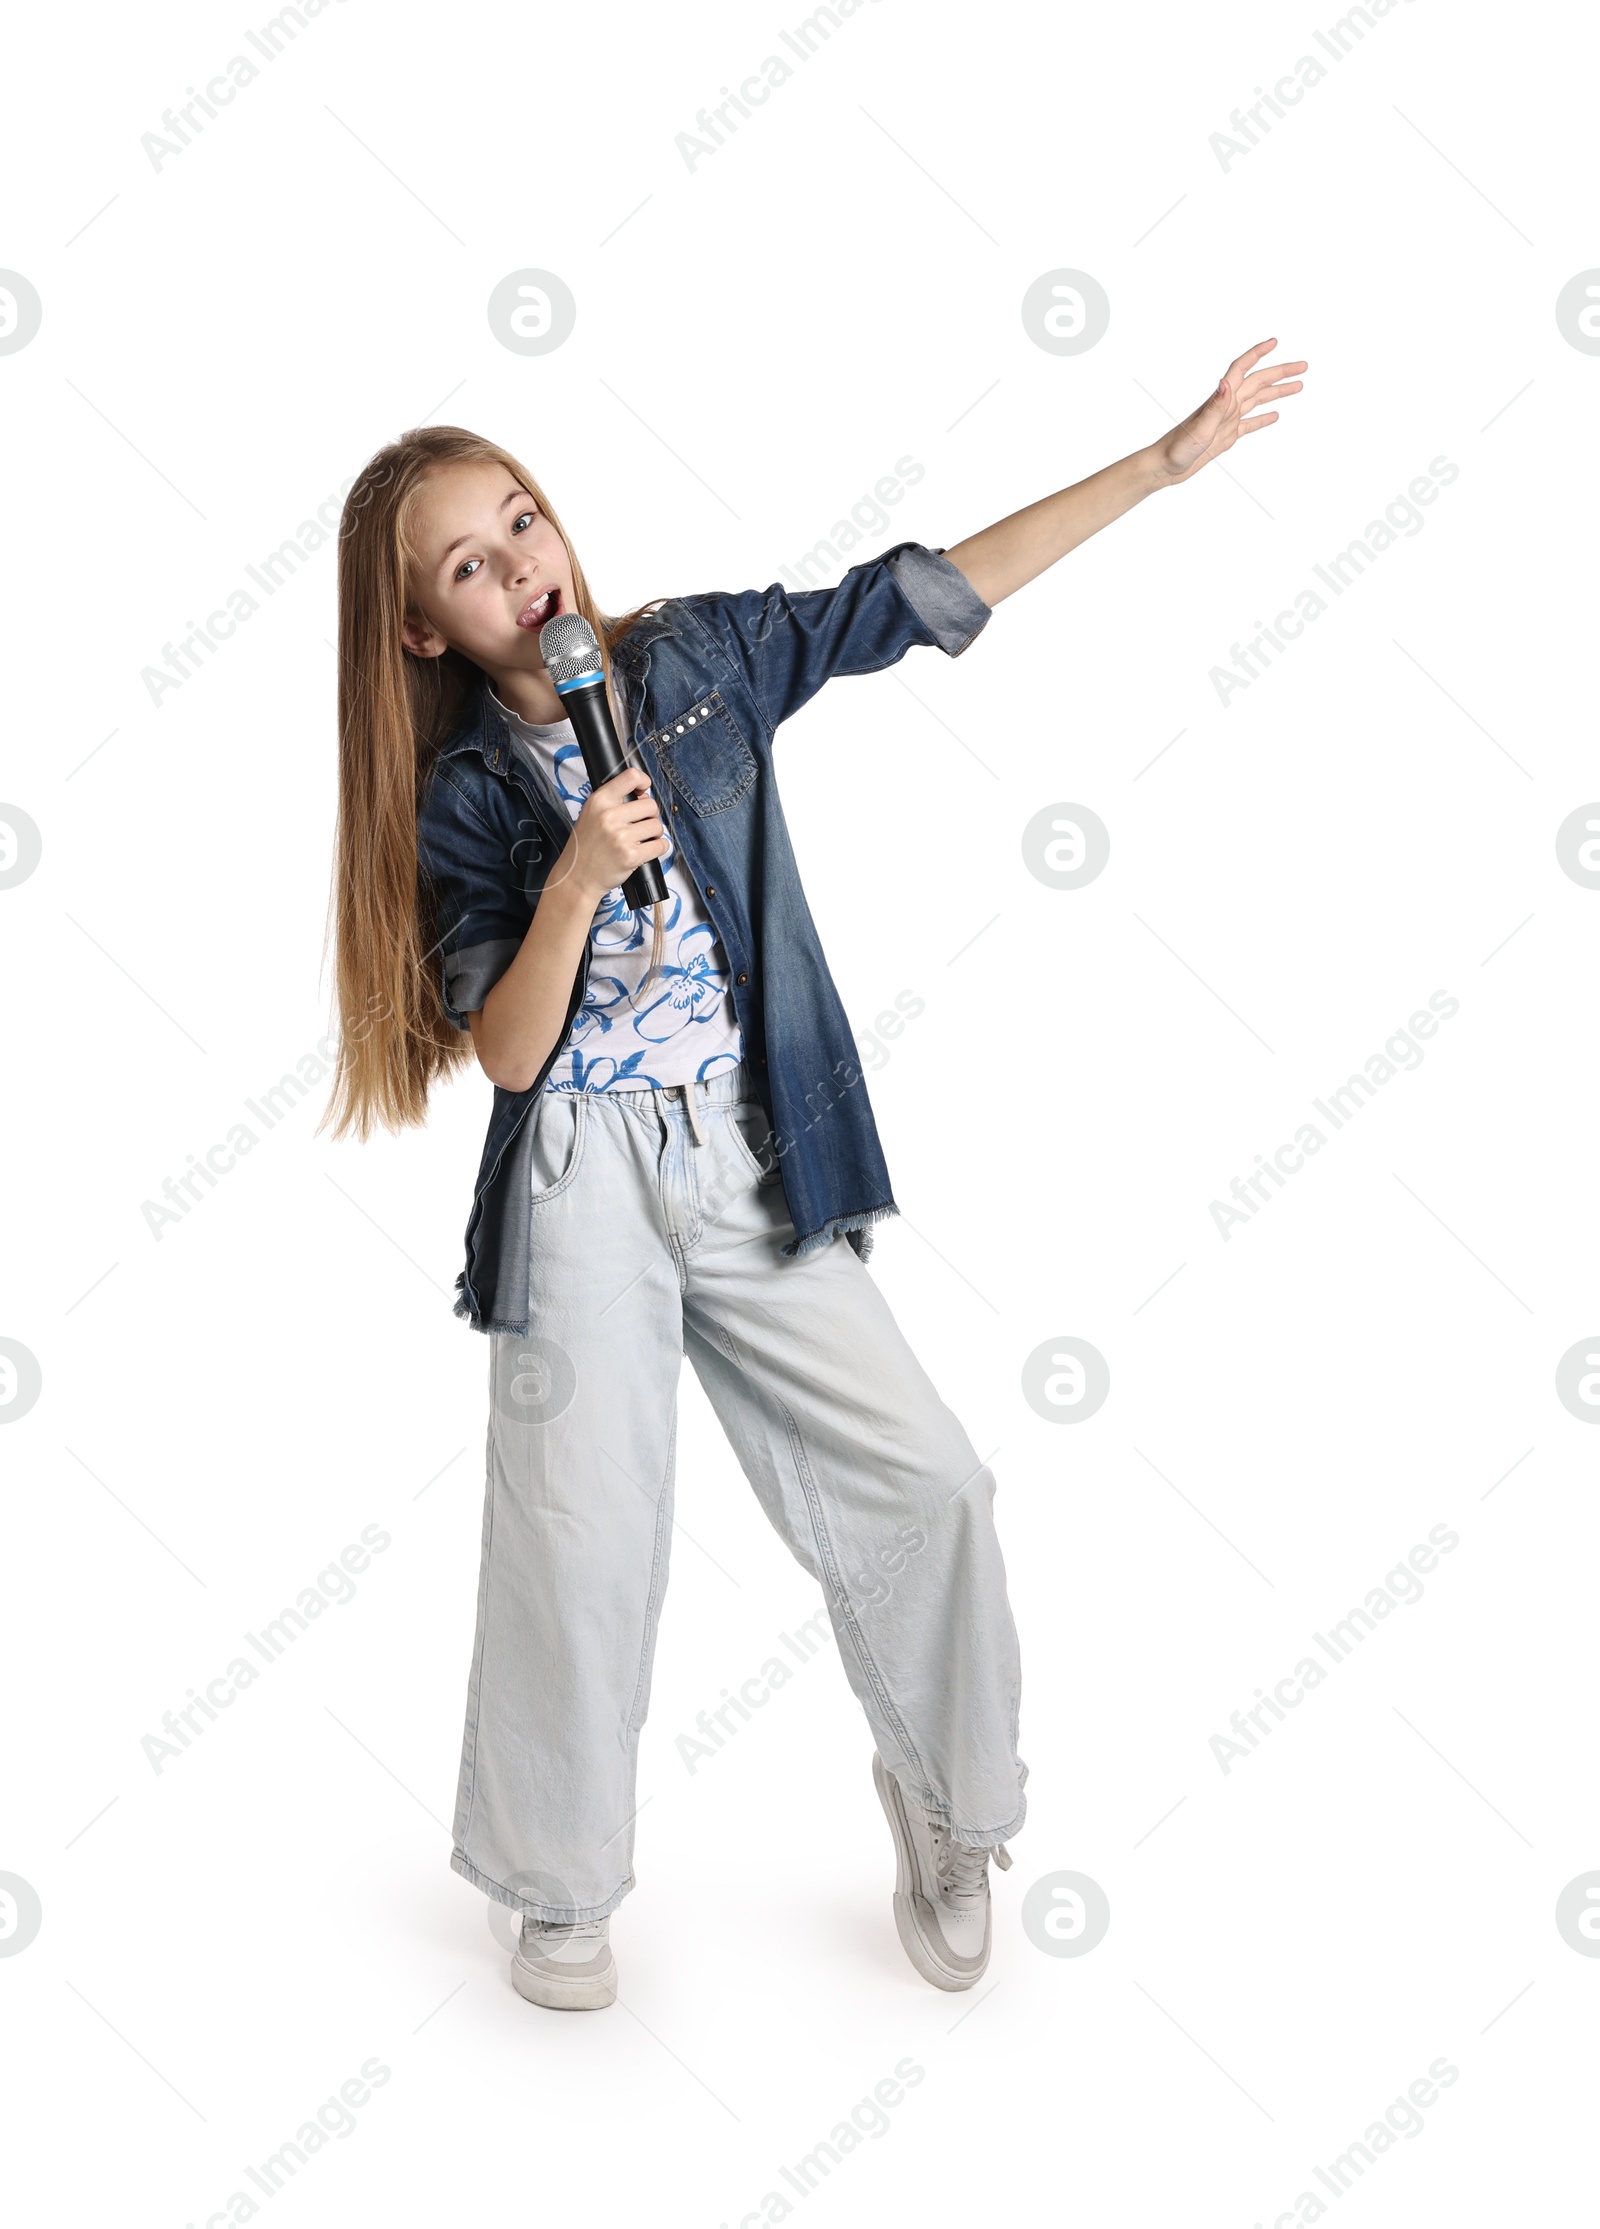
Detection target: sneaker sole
<box><xmin>872</xmin><ymin>1751</ymin><xmax>990</xmax><ymax>1992</ymax></box>
<box><xmin>510</xmin><ymin>1949</ymin><xmax>618</xmax><ymax>2011</ymax></box>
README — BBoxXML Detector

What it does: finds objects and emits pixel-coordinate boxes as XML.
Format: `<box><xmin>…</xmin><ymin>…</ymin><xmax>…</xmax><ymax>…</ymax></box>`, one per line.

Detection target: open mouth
<box><xmin>516</xmin><ymin>586</ymin><xmax>562</xmax><ymax>631</ymax></box>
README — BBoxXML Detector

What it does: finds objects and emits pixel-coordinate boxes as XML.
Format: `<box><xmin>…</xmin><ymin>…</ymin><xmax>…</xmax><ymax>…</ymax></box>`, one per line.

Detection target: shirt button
<box><xmin>670</xmin><ymin>800</ymin><xmax>678</xmax><ymax>812</ymax></box>
<box><xmin>736</xmin><ymin>972</ymin><xmax>748</xmax><ymax>985</ymax></box>
<box><xmin>705</xmin><ymin>885</ymin><xmax>716</xmax><ymax>897</ymax></box>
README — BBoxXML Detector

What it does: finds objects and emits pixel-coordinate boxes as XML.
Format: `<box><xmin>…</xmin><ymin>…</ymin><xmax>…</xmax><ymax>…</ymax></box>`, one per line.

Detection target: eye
<box><xmin>453</xmin><ymin>507</ymin><xmax>538</xmax><ymax>582</ymax></box>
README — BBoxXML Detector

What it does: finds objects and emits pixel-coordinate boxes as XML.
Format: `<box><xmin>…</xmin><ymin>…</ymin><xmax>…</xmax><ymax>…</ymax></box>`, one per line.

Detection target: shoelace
<box><xmin>929</xmin><ymin>1818</ymin><xmax>1013</xmax><ymax>1905</ymax></box>
<box><xmin>528</xmin><ymin>1917</ymin><xmax>605</xmax><ymax>1944</ymax></box>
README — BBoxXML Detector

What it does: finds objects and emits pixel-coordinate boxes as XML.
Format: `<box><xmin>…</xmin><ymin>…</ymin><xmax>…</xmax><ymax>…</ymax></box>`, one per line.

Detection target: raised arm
<box><xmin>942</xmin><ymin>339</ymin><xmax>1307</xmax><ymax>607</ymax></box>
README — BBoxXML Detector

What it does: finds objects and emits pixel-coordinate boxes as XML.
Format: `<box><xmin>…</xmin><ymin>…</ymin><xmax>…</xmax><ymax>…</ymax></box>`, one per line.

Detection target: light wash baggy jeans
<box><xmin>450</xmin><ymin>1058</ymin><xmax>1027</xmax><ymax>1925</ymax></box>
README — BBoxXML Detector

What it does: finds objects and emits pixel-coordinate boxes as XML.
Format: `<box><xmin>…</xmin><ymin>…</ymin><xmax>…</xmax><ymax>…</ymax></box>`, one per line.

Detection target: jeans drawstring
<box><xmin>680</xmin><ymin>1082</ymin><xmax>705</xmax><ymax>1147</ymax></box>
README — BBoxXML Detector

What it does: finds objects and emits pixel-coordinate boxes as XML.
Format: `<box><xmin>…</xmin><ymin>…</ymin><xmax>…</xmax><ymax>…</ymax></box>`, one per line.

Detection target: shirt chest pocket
<box><xmin>648</xmin><ymin>689</ymin><xmax>757</xmax><ymax>816</ymax></box>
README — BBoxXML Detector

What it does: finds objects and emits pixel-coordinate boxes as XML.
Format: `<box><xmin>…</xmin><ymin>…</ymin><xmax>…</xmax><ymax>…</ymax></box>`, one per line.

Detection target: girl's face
<box><xmin>400</xmin><ymin>459</ymin><xmax>577</xmax><ymax>674</ymax></box>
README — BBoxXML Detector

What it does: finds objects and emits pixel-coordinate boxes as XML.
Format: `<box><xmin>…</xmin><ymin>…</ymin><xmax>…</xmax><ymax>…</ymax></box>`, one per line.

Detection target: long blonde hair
<box><xmin>321</xmin><ymin>425</ymin><xmax>666</xmax><ymax>1140</ymax></box>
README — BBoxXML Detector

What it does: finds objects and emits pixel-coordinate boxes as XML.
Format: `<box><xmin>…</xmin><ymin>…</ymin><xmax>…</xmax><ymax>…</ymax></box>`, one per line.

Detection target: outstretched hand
<box><xmin>1153</xmin><ymin>339</ymin><xmax>1308</xmax><ymax>486</ymax></box>
<box><xmin>939</xmin><ymin>333</ymin><xmax>1310</xmax><ymax>607</ymax></box>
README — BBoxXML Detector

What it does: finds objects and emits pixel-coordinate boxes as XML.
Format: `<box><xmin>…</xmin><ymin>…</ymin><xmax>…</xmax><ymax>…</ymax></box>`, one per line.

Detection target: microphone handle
<box><xmin>557</xmin><ymin>675</ymin><xmax>670</xmax><ymax>912</ymax></box>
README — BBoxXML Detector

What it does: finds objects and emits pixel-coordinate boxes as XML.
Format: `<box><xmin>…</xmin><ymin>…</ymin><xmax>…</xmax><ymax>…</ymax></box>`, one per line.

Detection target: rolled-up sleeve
<box><xmin>883</xmin><ymin>545</ymin><xmax>992</xmax><ymax>655</ymax></box>
<box><xmin>682</xmin><ymin>540</ymin><xmax>992</xmax><ymax>739</ymax></box>
<box><xmin>441</xmin><ymin>936</ymin><xmax>523</xmax><ymax>1026</ymax></box>
<box><xmin>416</xmin><ymin>757</ymin><xmax>542</xmax><ymax>1028</ymax></box>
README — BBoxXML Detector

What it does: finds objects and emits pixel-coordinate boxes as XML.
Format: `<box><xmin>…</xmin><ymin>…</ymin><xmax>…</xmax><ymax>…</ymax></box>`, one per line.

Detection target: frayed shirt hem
<box><xmin>453</xmin><ymin>1274</ymin><xmax>524</xmax><ymax>1339</ymax></box>
<box><xmin>783</xmin><ymin>1199</ymin><xmax>899</xmax><ymax>1264</ymax></box>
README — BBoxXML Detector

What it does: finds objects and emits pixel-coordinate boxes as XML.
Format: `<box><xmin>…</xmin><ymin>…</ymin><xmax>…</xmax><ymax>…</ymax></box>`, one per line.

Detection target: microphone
<box><xmin>538</xmin><ymin>611</ymin><xmax>669</xmax><ymax>913</ymax></box>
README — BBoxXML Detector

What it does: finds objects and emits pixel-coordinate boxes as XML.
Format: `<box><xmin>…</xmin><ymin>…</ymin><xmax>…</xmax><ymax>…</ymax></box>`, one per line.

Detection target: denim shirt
<box><xmin>416</xmin><ymin>539</ymin><xmax>992</xmax><ymax>1334</ymax></box>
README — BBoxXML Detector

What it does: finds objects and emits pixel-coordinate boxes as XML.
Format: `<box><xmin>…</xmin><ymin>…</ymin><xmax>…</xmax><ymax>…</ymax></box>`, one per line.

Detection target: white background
<box><xmin>3</xmin><ymin>0</ymin><xmax>1597</xmax><ymax>2222</ymax></box>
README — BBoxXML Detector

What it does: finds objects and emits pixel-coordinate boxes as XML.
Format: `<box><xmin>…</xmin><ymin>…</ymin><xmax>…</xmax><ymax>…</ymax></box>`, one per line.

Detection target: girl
<box><xmin>326</xmin><ymin>338</ymin><xmax>1306</xmax><ymax>2011</ymax></box>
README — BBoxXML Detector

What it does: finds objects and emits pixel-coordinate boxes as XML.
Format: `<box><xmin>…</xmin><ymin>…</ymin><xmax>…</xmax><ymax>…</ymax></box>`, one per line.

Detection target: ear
<box><xmin>400</xmin><ymin>611</ymin><xmax>447</xmax><ymax>659</ymax></box>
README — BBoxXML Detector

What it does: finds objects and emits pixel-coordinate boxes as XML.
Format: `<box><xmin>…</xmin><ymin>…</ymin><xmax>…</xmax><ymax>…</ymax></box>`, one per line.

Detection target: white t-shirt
<box><xmin>489</xmin><ymin>687</ymin><xmax>745</xmax><ymax>1093</ymax></box>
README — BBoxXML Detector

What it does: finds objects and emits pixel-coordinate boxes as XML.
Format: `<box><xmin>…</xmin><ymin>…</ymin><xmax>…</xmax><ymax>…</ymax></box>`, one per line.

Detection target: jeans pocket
<box><xmin>528</xmin><ymin>1091</ymin><xmax>589</xmax><ymax>1203</ymax></box>
<box><xmin>723</xmin><ymin>1097</ymin><xmax>780</xmax><ymax>1187</ymax></box>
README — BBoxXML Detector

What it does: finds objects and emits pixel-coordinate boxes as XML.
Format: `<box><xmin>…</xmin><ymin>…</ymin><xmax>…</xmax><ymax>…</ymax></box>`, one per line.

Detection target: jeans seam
<box><xmin>774</xmin><ymin>1393</ymin><xmax>929</xmax><ymax>1791</ymax></box>
<box><xmin>624</xmin><ymin>1406</ymin><xmax>676</xmax><ymax>1739</ymax></box>
<box><xmin>454</xmin><ymin>1406</ymin><xmax>500</xmax><ymax>1854</ymax></box>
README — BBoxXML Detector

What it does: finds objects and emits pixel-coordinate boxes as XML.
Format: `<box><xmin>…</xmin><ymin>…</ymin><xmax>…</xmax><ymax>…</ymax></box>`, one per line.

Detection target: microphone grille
<box><xmin>539</xmin><ymin>611</ymin><xmax>604</xmax><ymax>684</ymax></box>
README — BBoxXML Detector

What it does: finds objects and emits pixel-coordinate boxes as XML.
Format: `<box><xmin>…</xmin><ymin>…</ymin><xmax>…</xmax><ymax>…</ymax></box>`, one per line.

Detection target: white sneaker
<box><xmin>872</xmin><ymin>1751</ymin><xmax>1012</xmax><ymax>1991</ymax></box>
<box><xmin>511</xmin><ymin>1914</ymin><xmax>617</xmax><ymax>2011</ymax></box>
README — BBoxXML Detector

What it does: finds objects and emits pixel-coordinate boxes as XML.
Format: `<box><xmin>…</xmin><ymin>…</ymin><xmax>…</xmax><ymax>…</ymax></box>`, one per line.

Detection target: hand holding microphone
<box><xmin>563</xmin><ymin>762</ymin><xmax>670</xmax><ymax>907</ymax></box>
<box><xmin>539</xmin><ymin>612</ymin><xmax>670</xmax><ymax>912</ymax></box>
